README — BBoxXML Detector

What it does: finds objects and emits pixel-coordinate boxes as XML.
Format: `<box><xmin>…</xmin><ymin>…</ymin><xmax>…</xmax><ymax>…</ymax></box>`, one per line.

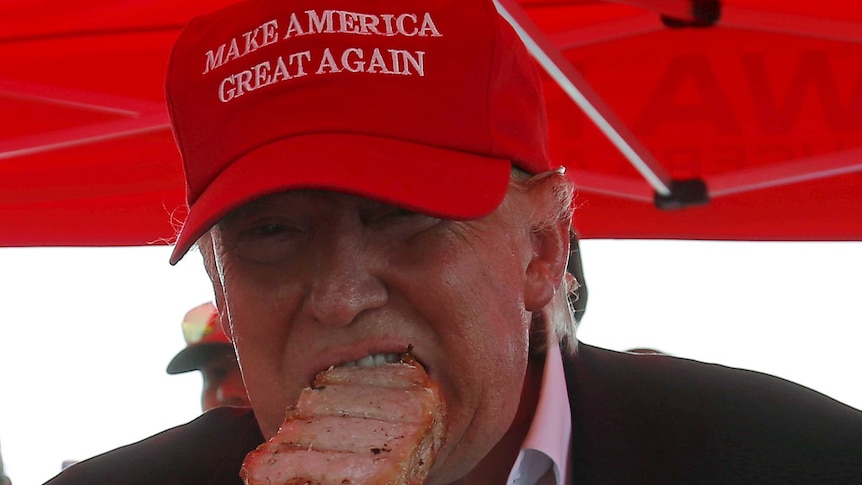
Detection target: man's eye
<box><xmin>377</xmin><ymin>209</ymin><xmax>412</xmax><ymax>221</ymax></box>
<box><xmin>227</xmin><ymin>222</ymin><xmax>305</xmax><ymax>263</ymax></box>
<box><xmin>364</xmin><ymin>208</ymin><xmax>421</xmax><ymax>225</ymax></box>
<box><xmin>364</xmin><ymin>209</ymin><xmax>442</xmax><ymax>239</ymax></box>
<box><xmin>249</xmin><ymin>223</ymin><xmax>290</xmax><ymax>236</ymax></box>
<box><xmin>238</xmin><ymin>219</ymin><xmax>308</xmax><ymax>240</ymax></box>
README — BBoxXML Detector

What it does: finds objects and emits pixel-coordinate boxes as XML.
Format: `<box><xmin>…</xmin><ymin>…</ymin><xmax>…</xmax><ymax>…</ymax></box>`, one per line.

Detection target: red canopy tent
<box><xmin>501</xmin><ymin>0</ymin><xmax>862</xmax><ymax>240</ymax></box>
<box><xmin>1</xmin><ymin>0</ymin><xmax>860</xmax><ymax>246</ymax></box>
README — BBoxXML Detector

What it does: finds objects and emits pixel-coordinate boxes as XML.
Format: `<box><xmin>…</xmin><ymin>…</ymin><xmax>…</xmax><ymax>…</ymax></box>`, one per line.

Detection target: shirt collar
<box><xmin>506</xmin><ymin>338</ymin><xmax>572</xmax><ymax>485</ymax></box>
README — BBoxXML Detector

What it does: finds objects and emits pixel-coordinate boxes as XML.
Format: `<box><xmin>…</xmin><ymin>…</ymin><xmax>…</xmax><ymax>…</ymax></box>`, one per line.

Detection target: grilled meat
<box><xmin>241</xmin><ymin>354</ymin><xmax>445</xmax><ymax>485</ymax></box>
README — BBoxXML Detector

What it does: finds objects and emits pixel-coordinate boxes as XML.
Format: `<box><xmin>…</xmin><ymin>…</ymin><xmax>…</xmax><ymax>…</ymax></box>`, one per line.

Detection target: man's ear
<box><xmin>524</xmin><ymin>219</ymin><xmax>570</xmax><ymax>312</ymax></box>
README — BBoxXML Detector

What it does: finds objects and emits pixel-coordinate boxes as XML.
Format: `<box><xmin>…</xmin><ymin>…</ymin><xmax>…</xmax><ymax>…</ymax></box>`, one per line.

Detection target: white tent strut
<box><xmin>493</xmin><ymin>0</ymin><xmax>674</xmax><ymax>198</ymax></box>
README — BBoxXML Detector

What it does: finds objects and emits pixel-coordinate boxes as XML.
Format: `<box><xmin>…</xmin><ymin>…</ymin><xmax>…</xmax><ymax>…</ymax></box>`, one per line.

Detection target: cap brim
<box><xmin>170</xmin><ymin>133</ymin><xmax>512</xmax><ymax>264</ymax></box>
<box><xmin>166</xmin><ymin>343</ymin><xmax>233</xmax><ymax>374</ymax></box>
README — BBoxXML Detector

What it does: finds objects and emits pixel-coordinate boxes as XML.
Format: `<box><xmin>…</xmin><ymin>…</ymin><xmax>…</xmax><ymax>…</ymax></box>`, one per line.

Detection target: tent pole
<box><xmin>493</xmin><ymin>0</ymin><xmax>673</xmax><ymax>197</ymax></box>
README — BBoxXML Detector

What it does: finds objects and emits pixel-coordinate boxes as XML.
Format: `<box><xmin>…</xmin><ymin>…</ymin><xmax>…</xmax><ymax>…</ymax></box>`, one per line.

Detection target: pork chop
<box><xmin>241</xmin><ymin>352</ymin><xmax>445</xmax><ymax>485</ymax></box>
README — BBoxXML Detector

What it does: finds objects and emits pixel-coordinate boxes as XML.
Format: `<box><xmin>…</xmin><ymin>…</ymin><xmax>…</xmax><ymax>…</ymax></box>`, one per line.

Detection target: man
<box><xmin>167</xmin><ymin>302</ymin><xmax>250</xmax><ymax>411</ymax></box>
<box><xmin>48</xmin><ymin>0</ymin><xmax>862</xmax><ymax>483</ymax></box>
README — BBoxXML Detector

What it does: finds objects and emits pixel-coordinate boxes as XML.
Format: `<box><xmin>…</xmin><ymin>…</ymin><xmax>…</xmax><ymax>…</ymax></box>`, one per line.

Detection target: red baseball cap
<box><xmin>166</xmin><ymin>0</ymin><xmax>557</xmax><ymax>264</ymax></box>
<box><xmin>166</xmin><ymin>302</ymin><xmax>233</xmax><ymax>374</ymax></box>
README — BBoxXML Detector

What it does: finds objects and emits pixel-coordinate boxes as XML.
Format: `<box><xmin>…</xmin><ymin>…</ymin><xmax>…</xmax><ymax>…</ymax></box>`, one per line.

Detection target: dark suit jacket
<box><xmin>46</xmin><ymin>343</ymin><xmax>862</xmax><ymax>484</ymax></box>
<box><xmin>566</xmin><ymin>344</ymin><xmax>862</xmax><ymax>484</ymax></box>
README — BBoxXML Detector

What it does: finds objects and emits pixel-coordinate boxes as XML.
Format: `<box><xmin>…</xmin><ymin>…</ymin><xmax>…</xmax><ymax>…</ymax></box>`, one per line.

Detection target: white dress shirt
<box><xmin>505</xmin><ymin>338</ymin><xmax>572</xmax><ymax>485</ymax></box>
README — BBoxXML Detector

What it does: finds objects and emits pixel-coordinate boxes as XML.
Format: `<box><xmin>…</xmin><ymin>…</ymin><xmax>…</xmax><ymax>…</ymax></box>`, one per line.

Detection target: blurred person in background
<box><xmin>0</xmin><ymin>439</ymin><xmax>11</xmax><ymax>485</ymax></box>
<box><xmin>167</xmin><ymin>302</ymin><xmax>250</xmax><ymax>411</ymax></box>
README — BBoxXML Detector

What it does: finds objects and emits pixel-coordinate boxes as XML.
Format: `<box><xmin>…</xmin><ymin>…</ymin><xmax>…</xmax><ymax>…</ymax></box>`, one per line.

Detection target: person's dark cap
<box><xmin>167</xmin><ymin>302</ymin><xmax>233</xmax><ymax>374</ymax></box>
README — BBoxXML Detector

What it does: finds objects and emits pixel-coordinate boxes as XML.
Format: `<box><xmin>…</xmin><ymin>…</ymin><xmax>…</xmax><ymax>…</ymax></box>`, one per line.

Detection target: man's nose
<box><xmin>302</xmin><ymin>222</ymin><xmax>388</xmax><ymax>327</ymax></box>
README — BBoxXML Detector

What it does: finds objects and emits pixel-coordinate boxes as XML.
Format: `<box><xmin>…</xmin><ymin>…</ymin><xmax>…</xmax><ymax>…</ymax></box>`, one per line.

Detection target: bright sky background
<box><xmin>1</xmin><ymin>240</ymin><xmax>860</xmax><ymax>485</ymax></box>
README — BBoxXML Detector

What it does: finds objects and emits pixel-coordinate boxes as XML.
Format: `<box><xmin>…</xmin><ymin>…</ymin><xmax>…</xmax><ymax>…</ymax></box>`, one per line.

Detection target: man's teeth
<box><xmin>339</xmin><ymin>353</ymin><xmax>401</xmax><ymax>368</ymax></box>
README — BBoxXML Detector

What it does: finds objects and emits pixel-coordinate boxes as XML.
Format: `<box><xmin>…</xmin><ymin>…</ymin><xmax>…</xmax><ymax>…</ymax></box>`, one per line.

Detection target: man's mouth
<box><xmin>336</xmin><ymin>353</ymin><xmax>402</xmax><ymax>369</ymax></box>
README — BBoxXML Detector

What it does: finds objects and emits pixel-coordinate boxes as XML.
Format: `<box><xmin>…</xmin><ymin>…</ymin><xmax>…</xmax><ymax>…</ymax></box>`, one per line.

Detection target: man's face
<box><xmin>199</xmin><ymin>348</ymin><xmax>249</xmax><ymax>411</ymax></box>
<box><xmin>206</xmin><ymin>189</ymin><xmax>554</xmax><ymax>483</ymax></box>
